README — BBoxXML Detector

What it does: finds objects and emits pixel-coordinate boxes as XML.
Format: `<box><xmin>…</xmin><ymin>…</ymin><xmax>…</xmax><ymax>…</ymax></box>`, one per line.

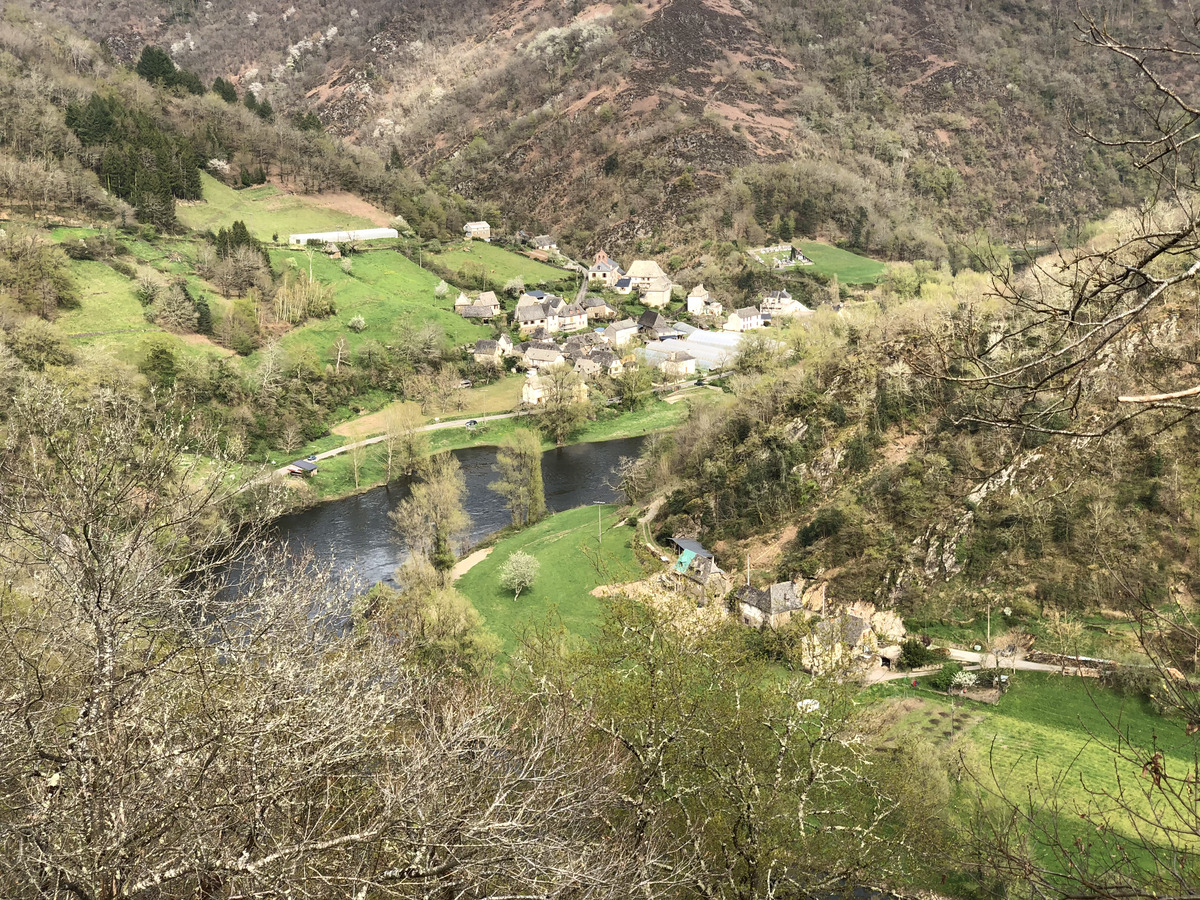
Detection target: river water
<box><xmin>271</xmin><ymin>436</ymin><xmax>645</xmax><ymax>587</ymax></box>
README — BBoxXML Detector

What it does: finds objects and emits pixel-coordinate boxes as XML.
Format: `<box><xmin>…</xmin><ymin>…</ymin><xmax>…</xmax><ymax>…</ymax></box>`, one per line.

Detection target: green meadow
<box><xmin>794</xmin><ymin>242</ymin><xmax>885</xmax><ymax>284</ymax></box>
<box><xmin>429</xmin><ymin>241</ymin><xmax>574</xmax><ymax>290</ymax></box>
<box><xmin>455</xmin><ymin>504</ymin><xmax>643</xmax><ymax>657</ymax></box>
<box><xmin>177</xmin><ymin>174</ymin><xmax>379</xmax><ymax>240</ymax></box>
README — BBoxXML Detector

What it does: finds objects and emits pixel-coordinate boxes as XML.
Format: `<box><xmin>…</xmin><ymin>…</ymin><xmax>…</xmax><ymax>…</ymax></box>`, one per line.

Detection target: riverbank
<box><xmin>278</xmin><ymin>399</ymin><xmax>696</xmax><ymax>509</ymax></box>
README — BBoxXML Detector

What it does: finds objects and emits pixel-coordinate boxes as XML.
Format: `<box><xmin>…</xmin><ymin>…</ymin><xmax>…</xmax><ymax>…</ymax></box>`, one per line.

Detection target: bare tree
<box><xmin>0</xmin><ymin>378</ymin><xmax>687</xmax><ymax>900</ymax></box>
<box><xmin>920</xmin><ymin>12</ymin><xmax>1200</xmax><ymax>438</ymax></box>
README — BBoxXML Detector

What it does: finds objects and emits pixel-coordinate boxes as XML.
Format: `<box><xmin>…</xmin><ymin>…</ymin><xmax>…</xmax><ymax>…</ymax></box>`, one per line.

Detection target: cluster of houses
<box><xmin>665</xmin><ymin>536</ymin><xmax>906</xmax><ymax>674</ymax></box>
<box><xmin>454</xmin><ymin>246</ymin><xmax>826</xmax><ymax>391</ymax></box>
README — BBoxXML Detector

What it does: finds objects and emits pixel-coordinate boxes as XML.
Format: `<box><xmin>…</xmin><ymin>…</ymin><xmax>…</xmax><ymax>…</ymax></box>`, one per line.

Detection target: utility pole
<box><xmin>593</xmin><ymin>500</ymin><xmax>604</xmax><ymax>547</ymax></box>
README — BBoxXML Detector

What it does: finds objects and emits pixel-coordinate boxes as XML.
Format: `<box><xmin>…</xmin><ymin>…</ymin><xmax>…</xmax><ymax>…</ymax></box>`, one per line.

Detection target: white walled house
<box><xmin>289</xmin><ymin>228</ymin><xmax>398</xmax><ymax>245</ymax></box>
<box><xmin>724</xmin><ymin>306</ymin><xmax>763</xmax><ymax>332</ymax></box>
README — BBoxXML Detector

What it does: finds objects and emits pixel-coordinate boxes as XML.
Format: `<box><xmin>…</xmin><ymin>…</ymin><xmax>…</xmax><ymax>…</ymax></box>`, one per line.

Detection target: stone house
<box><xmin>473</xmin><ymin>334</ymin><xmax>513</xmax><ymax>365</ymax></box>
<box><xmin>638</xmin><ymin>310</ymin><xmax>680</xmax><ymax>341</ymax></box>
<box><xmin>463</xmin><ymin>221</ymin><xmax>491</xmax><ymax>241</ymax></box>
<box><xmin>516</xmin><ymin>302</ymin><xmax>561</xmax><ymax>334</ymax></box>
<box><xmin>626</xmin><ymin>259</ymin><xmax>669</xmax><ymax>290</ymax></box>
<box><xmin>558</xmin><ymin>302</ymin><xmax>588</xmax><ymax>331</ymax></box>
<box><xmin>531</xmin><ymin>234</ymin><xmax>557</xmax><ymax>251</ymax></box>
<box><xmin>574</xmin><ymin>357</ymin><xmax>601</xmax><ymax>380</ymax></box>
<box><xmin>641</xmin><ymin>275</ymin><xmax>674</xmax><ymax>309</ymax></box>
<box><xmin>583</xmin><ymin>295</ymin><xmax>618</xmax><ymax>321</ymax></box>
<box><xmin>724</xmin><ymin>306</ymin><xmax>763</xmax><ymax>332</ymax></box>
<box><xmin>658</xmin><ymin>347</ymin><xmax>697</xmax><ymax>379</ymax></box>
<box><xmin>591</xmin><ymin>348</ymin><xmax>623</xmax><ymax>377</ymax></box>
<box><xmin>686</xmin><ymin>284</ymin><xmax>722</xmax><ymax>317</ymax></box>
<box><xmin>457</xmin><ymin>290</ymin><xmax>503</xmax><ymax>322</ymax></box>
<box><xmin>587</xmin><ymin>250</ymin><xmax>625</xmax><ymax>287</ymax></box>
<box><xmin>522</xmin><ymin>344</ymin><xmax>565</xmax><ymax>369</ymax></box>
<box><xmin>604</xmin><ymin>318</ymin><xmax>639</xmax><ymax>347</ymax></box>
<box><xmin>737</xmin><ymin>581</ymin><xmax>806</xmax><ymax>628</ymax></box>
<box><xmin>760</xmin><ymin>289</ymin><xmax>811</xmax><ymax>319</ymax></box>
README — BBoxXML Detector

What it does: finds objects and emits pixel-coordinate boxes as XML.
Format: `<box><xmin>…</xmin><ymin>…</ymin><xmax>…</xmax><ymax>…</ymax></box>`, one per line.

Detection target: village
<box><xmin>453</xmin><ymin>228</ymin><xmax>832</xmax><ymax>405</ymax></box>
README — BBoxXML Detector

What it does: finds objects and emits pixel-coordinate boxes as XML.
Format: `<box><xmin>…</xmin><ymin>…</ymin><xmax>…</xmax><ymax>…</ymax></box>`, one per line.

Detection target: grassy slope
<box><xmin>795</xmin><ymin>242</ymin><xmax>885</xmax><ymax>284</ymax></box>
<box><xmin>50</xmin><ymin>235</ymin><xmax>231</xmax><ymax>368</ymax></box>
<box><xmin>270</xmin><ymin>247</ymin><xmax>491</xmax><ymax>358</ymax></box>
<box><xmin>455</xmin><ymin>504</ymin><xmax>643</xmax><ymax>656</ymax></box>
<box><xmin>177</xmin><ymin>174</ymin><xmax>377</xmax><ymax>240</ymax></box>
<box><xmin>872</xmin><ymin>673</ymin><xmax>1194</xmax><ymax>864</ymax></box>
<box><xmin>430</xmin><ymin>241</ymin><xmax>573</xmax><ymax>289</ymax></box>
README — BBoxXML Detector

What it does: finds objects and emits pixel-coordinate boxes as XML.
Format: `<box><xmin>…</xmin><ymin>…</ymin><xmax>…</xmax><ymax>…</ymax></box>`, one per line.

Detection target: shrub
<box><xmin>348</xmin><ymin>315</ymin><xmax>367</xmax><ymax>333</ymax></box>
<box><xmin>928</xmin><ymin>662</ymin><xmax>963</xmax><ymax>692</ymax></box>
<box><xmin>898</xmin><ymin>638</ymin><xmax>938</xmax><ymax>670</ymax></box>
<box><xmin>950</xmin><ymin>670</ymin><xmax>978</xmax><ymax>690</ymax></box>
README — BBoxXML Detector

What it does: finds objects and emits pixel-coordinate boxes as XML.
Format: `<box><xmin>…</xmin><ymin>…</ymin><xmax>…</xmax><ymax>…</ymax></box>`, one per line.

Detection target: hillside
<box><xmin>637</xmin><ymin>246</ymin><xmax>1200</xmax><ymax>670</ymax></box>
<box><xmin>25</xmin><ymin>0</ymin><xmax>1164</xmax><ymax>262</ymax></box>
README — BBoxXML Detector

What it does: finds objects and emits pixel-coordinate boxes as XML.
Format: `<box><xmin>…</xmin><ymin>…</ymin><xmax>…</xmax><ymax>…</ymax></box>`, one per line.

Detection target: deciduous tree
<box><xmin>499</xmin><ymin>550</ymin><xmax>540</xmax><ymax>600</ymax></box>
<box><xmin>390</xmin><ymin>451</ymin><xmax>469</xmax><ymax>575</ymax></box>
<box><xmin>489</xmin><ymin>428</ymin><xmax>545</xmax><ymax>526</ymax></box>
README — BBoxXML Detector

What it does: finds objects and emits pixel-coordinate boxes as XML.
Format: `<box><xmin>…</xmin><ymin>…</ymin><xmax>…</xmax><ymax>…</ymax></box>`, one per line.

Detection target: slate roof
<box><xmin>459</xmin><ymin>305</ymin><xmax>497</xmax><ymax>318</ymax></box>
<box><xmin>670</xmin><ymin>537</ymin><xmax>714</xmax><ymax>559</ymax></box>
<box><xmin>737</xmin><ymin>582</ymin><xmax>804</xmax><ymax>617</ymax></box>
<box><xmin>474</xmin><ymin>339</ymin><xmax>500</xmax><ymax>354</ymax></box>
<box><xmin>735</xmin><ymin>306</ymin><xmax>761</xmax><ymax>318</ymax></box>
<box><xmin>627</xmin><ymin>259</ymin><xmax>667</xmax><ymax>280</ymax></box>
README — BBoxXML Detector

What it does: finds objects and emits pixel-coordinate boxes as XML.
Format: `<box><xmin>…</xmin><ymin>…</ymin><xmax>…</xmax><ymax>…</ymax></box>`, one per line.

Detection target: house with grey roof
<box><xmin>626</xmin><ymin>259</ymin><xmax>668</xmax><ymax>289</ymax></box>
<box><xmin>737</xmin><ymin>581</ymin><xmax>806</xmax><ymax>628</ymax></box>
<box><xmin>760</xmin><ymin>289</ymin><xmax>811</xmax><ymax>319</ymax></box>
<box><xmin>604</xmin><ymin>318</ymin><xmax>639</xmax><ymax>347</ymax></box>
<box><xmin>587</xmin><ymin>250</ymin><xmax>625</xmax><ymax>288</ymax></box>
<box><xmin>463</xmin><ymin>221</ymin><xmax>491</xmax><ymax>241</ymax></box>
<box><xmin>583</xmin><ymin>296</ymin><xmax>618</xmax><ymax>321</ymax></box>
<box><xmin>724</xmin><ymin>306</ymin><xmax>763</xmax><ymax>332</ymax></box>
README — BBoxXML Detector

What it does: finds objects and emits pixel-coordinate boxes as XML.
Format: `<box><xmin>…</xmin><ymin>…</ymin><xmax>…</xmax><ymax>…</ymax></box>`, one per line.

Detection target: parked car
<box><xmin>305</xmin><ymin>454</ymin><xmax>318</xmax><ymax>461</ymax></box>
<box><xmin>465</xmin><ymin>419</ymin><xmax>479</xmax><ymax>428</ymax></box>
<box><xmin>460</xmin><ymin>380</ymin><xmax>473</xmax><ymax>388</ymax></box>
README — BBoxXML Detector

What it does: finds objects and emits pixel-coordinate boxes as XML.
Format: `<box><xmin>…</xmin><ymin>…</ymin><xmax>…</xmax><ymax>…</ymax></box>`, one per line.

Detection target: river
<box><xmin>271</xmin><ymin>436</ymin><xmax>645</xmax><ymax>586</ymax></box>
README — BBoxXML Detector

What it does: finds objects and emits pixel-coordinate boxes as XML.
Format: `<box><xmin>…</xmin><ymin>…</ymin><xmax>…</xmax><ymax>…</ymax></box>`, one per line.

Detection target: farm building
<box><xmin>288</xmin><ymin>228</ymin><xmax>398</xmax><ymax>245</ymax></box>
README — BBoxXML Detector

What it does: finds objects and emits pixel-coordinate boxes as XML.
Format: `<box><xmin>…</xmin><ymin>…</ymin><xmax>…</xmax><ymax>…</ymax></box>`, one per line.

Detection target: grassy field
<box><xmin>794</xmin><ymin>242</ymin><xmax>885</xmax><ymax>284</ymax></box>
<box><xmin>871</xmin><ymin>672</ymin><xmax>1194</xmax><ymax>874</ymax></box>
<box><xmin>429</xmin><ymin>242</ymin><xmax>573</xmax><ymax>290</ymax></box>
<box><xmin>455</xmin><ymin>504</ymin><xmax>644</xmax><ymax>656</ymax></box>
<box><xmin>268</xmin><ymin>246</ymin><xmax>491</xmax><ymax>359</ymax></box>
<box><xmin>177</xmin><ymin>174</ymin><xmax>379</xmax><ymax>240</ymax></box>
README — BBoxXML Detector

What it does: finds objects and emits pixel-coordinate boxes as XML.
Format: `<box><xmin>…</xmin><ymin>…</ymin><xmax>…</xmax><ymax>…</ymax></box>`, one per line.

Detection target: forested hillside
<box><xmin>23</xmin><ymin>0</ymin><xmax>1165</xmax><ymax>261</ymax></box>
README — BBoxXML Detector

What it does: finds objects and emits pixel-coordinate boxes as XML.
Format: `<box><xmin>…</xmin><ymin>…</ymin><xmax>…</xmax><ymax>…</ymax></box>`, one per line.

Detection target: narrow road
<box><xmin>276</xmin><ymin>412</ymin><xmax>519</xmax><ymax>475</ymax></box>
<box><xmin>864</xmin><ymin>648</ymin><xmax>1100</xmax><ymax>685</ymax></box>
